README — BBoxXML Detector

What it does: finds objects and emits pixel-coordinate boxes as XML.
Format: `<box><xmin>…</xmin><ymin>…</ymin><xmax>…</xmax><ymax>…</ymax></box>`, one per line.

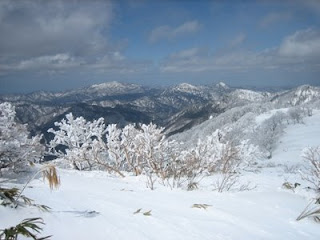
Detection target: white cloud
<box><xmin>0</xmin><ymin>53</ymin><xmax>84</xmax><ymax>73</ymax></box>
<box><xmin>278</xmin><ymin>28</ymin><xmax>320</xmax><ymax>57</ymax></box>
<box><xmin>260</xmin><ymin>12</ymin><xmax>292</xmax><ymax>27</ymax></box>
<box><xmin>0</xmin><ymin>51</ymin><xmax>151</xmax><ymax>75</ymax></box>
<box><xmin>161</xmin><ymin>28</ymin><xmax>320</xmax><ymax>73</ymax></box>
<box><xmin>149</xmin><ymin>20</ymin><xmax>201</xmax><ymax>43</ymax></box>
<box><xmin>0</xmin><ymin>0</ymin><xmax>151</xmax><ymax>75</ymax></box>
<box><xmin>0</xmin><ymin>0</ymin><xmax>113</xmax><ymax>59</ymax></box>
<box><xmin>18</xmin><ymin>54</ymin><xmax>82</xmax><ymax>70</ymax></box>
<box><xmin>169</xmin><ymin>47</ymin><xmax>208</xmax><ymax>59</ymax></box>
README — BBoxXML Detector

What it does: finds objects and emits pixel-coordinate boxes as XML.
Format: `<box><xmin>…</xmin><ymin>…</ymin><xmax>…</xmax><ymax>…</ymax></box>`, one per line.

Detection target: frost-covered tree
<box><xmin>224</xmin><ymin>112</ymin><xmax>256</xmax><ymax>145</ymax></box>
<box><xmin>302</xmin><ymin>146</ymin><xmax>320</xmax><ymax>190</ymax></box>
<box><xmin>120</xmin><ymin>124</ymin><xmax>141</xmax><ymax>175</ymax></box>
<box><xmin>135</xmin><ymin>124</ymin><xmax>165</xmax><ymax>170</ymax></box>
<box><xmin>105</xmin><ymin>122</ymin><xmax>170</xmax><ymax>181</ymax></box>
<box><xmin>254</xmin><ymin>112</ymin><xmax>285</xmax><ymax>158</ymax></box>
<box><xmin>47</xmin><ymin>111</ymin><xmax>259</xmax><ymax>191</ymax></box>
<box><xmin>105</xmin><ymin>124</ymin><xmax>123</xmax><ymax>171</ymax></box>
<box><xmin>133</xmin><ymin>123</ymin><xmax>168</xmax><ymax>189</ymax></box>
<box><xmin>47</xmin><ymin>113</ymin><xmax>106</xmax><ymax>171</ymax></box>
<box><xmin>0</xmin><ymin>102</ymin><xmax>43</xmax><ymax>174</ymax></box>
<box><xmin>288</xmin><ymin>106</ymin><xmax>305</xmax><ymax>124</ymax></box>
<box><xmin>176</xmin><ymin>130</ymin><xmax>258</xmax><ymax>191</ymax></box>
<box><xmin>47</xmin><ymin>114</ymin><xmax>174</xmax><ymax>180</ymax></box>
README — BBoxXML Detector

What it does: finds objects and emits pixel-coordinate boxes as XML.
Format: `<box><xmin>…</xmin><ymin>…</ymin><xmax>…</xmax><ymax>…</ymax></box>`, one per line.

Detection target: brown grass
<box><xmin>41</xmin><ymin>165</ymin><xmax>60</xmax><ymax>190</ymax></box>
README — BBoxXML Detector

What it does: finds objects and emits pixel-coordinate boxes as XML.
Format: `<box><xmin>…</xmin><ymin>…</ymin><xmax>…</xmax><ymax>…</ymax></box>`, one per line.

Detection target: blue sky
<box><xmin>0</xmin><ymin>0</ymin><xmax>320</xmax><ymax>93</ymax></box>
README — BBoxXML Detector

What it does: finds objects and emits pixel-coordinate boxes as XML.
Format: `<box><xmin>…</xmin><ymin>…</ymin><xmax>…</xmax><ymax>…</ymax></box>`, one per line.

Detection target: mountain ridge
<box><xmin>1</xmin><ymin>81</ymin><xmax>319</xmax><ymax>141</ymax></box>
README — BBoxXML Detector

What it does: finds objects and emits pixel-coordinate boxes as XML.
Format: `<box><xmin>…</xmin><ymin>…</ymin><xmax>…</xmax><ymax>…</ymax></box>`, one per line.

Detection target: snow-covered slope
<box><xmin>2</xmin><ymin>111</ymin><xmax>320</xmax><ymax>240</ymax></box>
<box><xmin>264</xmin><ymin>109</ymin><xmax>320</xmax><ymax>168</ymax></box>
<box><xmin>230</xmin><ymin>89</ymin><xmax>267</xmax><ymax>102</ymax></box>
<box><xmin>271</xmin><ymin>85</ymin><xmax>320</xmax><ymax>107</ymax></box>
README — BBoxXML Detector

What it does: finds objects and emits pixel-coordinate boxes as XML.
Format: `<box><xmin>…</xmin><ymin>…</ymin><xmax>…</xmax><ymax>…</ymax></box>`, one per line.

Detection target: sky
<box><xmin>0</xmin><ymin>0</ymin><xmax>320</xmax><ymax>94</ymax></box>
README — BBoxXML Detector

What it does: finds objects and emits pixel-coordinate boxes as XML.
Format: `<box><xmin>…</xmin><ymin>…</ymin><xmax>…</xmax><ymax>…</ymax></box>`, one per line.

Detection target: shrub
<box><xmin>288</xmin><ymin>107</ymin><xmax>305</xmax><ymax>124</ymax></box>
<box><xmin>297</xmin><ymin>197</ymin><xmax>320</xmax><ymax>222</ymax></box>
<box><xmin>302</xmin><ymin>146</ymin><xmax>320</xmax><ymax>191</ymax></box>
<box><xmin>254</xmin><ymin>112</ymin><xmax>285</xmax><ymax>158</ymax></box>
<box><xmin>0</xmin><ymin>102</ymin><xmax>44</xmax><ymax>175</ymax></box>
<box><xmin>0</xmin><ymin>218</ymin><xmax>51</xmax><ymax>240</ymax></box>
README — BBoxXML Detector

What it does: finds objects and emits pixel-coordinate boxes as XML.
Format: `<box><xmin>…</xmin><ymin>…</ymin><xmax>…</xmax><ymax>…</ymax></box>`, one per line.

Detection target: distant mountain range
<box><xmin>1</xmin><ymin>81</ymin><xmax>320</xmax><ymax>141</ymax></box>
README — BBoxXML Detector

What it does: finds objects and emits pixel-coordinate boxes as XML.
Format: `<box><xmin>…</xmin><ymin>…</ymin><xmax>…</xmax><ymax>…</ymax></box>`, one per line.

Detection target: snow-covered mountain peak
<box><xmin>290</xmin><ymin>85</ymin><xmax>320</xmax><ymax>105</ymax></box>
<box><xmin>231</xmin><ymin>89</ymin><xmax>266</xmax><ymax>102</ymax></box>
<box><xmin>90</xmin><ymin>81</ymin><xmax>139</xmax><ymax>91</ymax></box>
<box><xmin>216</xmin><ymin>82</ymin><xmax>229</xmax><ymax>89</ymax></box>
<box><xmin>173</xmin><ymin>83</ymin><xmax>200</xmax><ymax>93</ymax></box>
<box><xmin>294</xmin><ymin>85</ymin><xmax>319</xmax><ymax>97</ymax></box>
<box><xmin>273</xmin><ymin>85</ymin><xmax>320</xmax><ymax>106</ymax></box>
<box><xmin>85</xmin><ymin>81</ymin><xmax>144</xmax><ymax>96</ymax></box>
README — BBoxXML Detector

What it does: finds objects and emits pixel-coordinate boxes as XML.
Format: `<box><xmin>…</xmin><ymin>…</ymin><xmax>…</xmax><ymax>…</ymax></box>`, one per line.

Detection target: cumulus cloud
<box><xmin>278</xmin><ymin>28</ymin><xmax>320</xmax><ymax>57</ymax></box>
<box><xmin>161</xmin><ymin>49</ymin><xmax>268</xmax><ymax>73</ymax></box>
<box><xmin>161</xmin><ymin>28</ymin><xmax>320</xmax><ymax>73</ymax></box>
<box><xmin>0</xmin><ymin>54</ymin><xmax>84</xmax><ymax>72</ymax></box>
<box><xmin>0</xmin><ymin>0</ymin><xmax>113</xmax><ymax>58</ymax></box>
<box><xmin>0</xmin><ymin>0</ymin><xmax>150</xmax><ymax>75</ymax></box>
<box><xmin>149</xmin><ymin>20</ymin><xmax>201</xmax><ymax>43</ymax></box>
<box><xmin>0</xmin><ymin>51</ymin><xmax>152</xmax><ymax>75</ymax></box>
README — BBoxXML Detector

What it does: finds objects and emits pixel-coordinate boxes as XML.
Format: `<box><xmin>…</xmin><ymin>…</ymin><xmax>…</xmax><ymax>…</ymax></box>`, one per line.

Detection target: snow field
<box><xmin>1</xmin><ymin>110</ymin><xmax>320</xmax><ymax>239</ymax></box>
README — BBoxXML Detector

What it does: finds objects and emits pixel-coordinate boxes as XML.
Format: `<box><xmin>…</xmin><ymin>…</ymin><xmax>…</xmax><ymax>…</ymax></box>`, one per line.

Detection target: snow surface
<box><xmin>2</xmin><ymin>112</ymin><xmax>320</xmax><ymax>240</ymax></box>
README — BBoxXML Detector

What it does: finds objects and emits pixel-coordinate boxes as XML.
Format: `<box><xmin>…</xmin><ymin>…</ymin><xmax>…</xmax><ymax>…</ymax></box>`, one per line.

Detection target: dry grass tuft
<box><xmin>143</xmin><ymin>210</ymin><xmax>152</xmax><ymax>216</ymax></box>
<box><xmin>191</xmin><ymin>203</ymin><xmax>212</xmax><ymax>210</ymax></box>
<box><xmin>41</xmin><ymin>165</ymin><xmax>60</xmax><ymax>190</ymax></box>
<box><xmin>133</xmin><ymin>208</ymin><xmax>142</xmax><ymax>214</ymax></box>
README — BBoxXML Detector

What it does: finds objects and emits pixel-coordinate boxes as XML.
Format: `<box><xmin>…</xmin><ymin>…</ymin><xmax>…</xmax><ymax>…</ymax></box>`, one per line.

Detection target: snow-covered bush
<box><xmin>209</xmin><ymin>132</ymin><xmax>257</xmax><ymax>192</ymax></box>
<box><xmin>224</xmin><ymin>112</ymin><xmax>256</xmax><ymax>145</ymax></box>
<box><xmin>135</xmin><ymin>124</ymin><xmax>165</xmax><ymax>172</ymax></box>
<box><xmin>48</xmin><ymin>113</ymin><xmax>106</xmax><ymax>171</ymax></box>
<box><xmin>120</xmin><ymin>124</ymin><xmax>142</xmax><ymax>175</ymax></box>
<box><xmin>174</xmin><ymin>130</ymin><xmax>258</xmax><ymax>192</ymax></box>
<box><xmin>48</xmin><ymin>114</ymin><xmax>170</xmax><ymax>179</ymax></box>
<box><xmin>297</xmin><ymin>145</ymin><xmax>320</xmax><ymax>222</ymax></box>
<box><xmin>47</xmin><ymin>112</ymin><xmax>258</xmax><ymax>191</ymax></box>
<box><xmin>253</xmin><ymin>112</ymin><xmax>285</xmax><ymax>158</ymax></box>
<box><xmin>302</xmin><ymin>146</ymin><xmax>320</xmax><ymax>191</ymax></box>
<box><xmin>0</xmin><ymin>102</ymin><xmax>44</xmax><ymax>174</ymax></box>
<box><xmin>304</xmin><ymin>106</ymin><xmax>313</xmax><ymax>117</ymax></box>
<box><xmin>288</xmin><ymin>107</ymin><xmax>305</xmax><ymax>124</ymax></box>
<box><xmin>107</xmin><ymin>122</ymin><xmax>174</xmax><ymax>183</ymax></box>
<box><xmin>105</xmin><ymin>124</ymin><xmax>124</xmax><ymax>173</ymax></box>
